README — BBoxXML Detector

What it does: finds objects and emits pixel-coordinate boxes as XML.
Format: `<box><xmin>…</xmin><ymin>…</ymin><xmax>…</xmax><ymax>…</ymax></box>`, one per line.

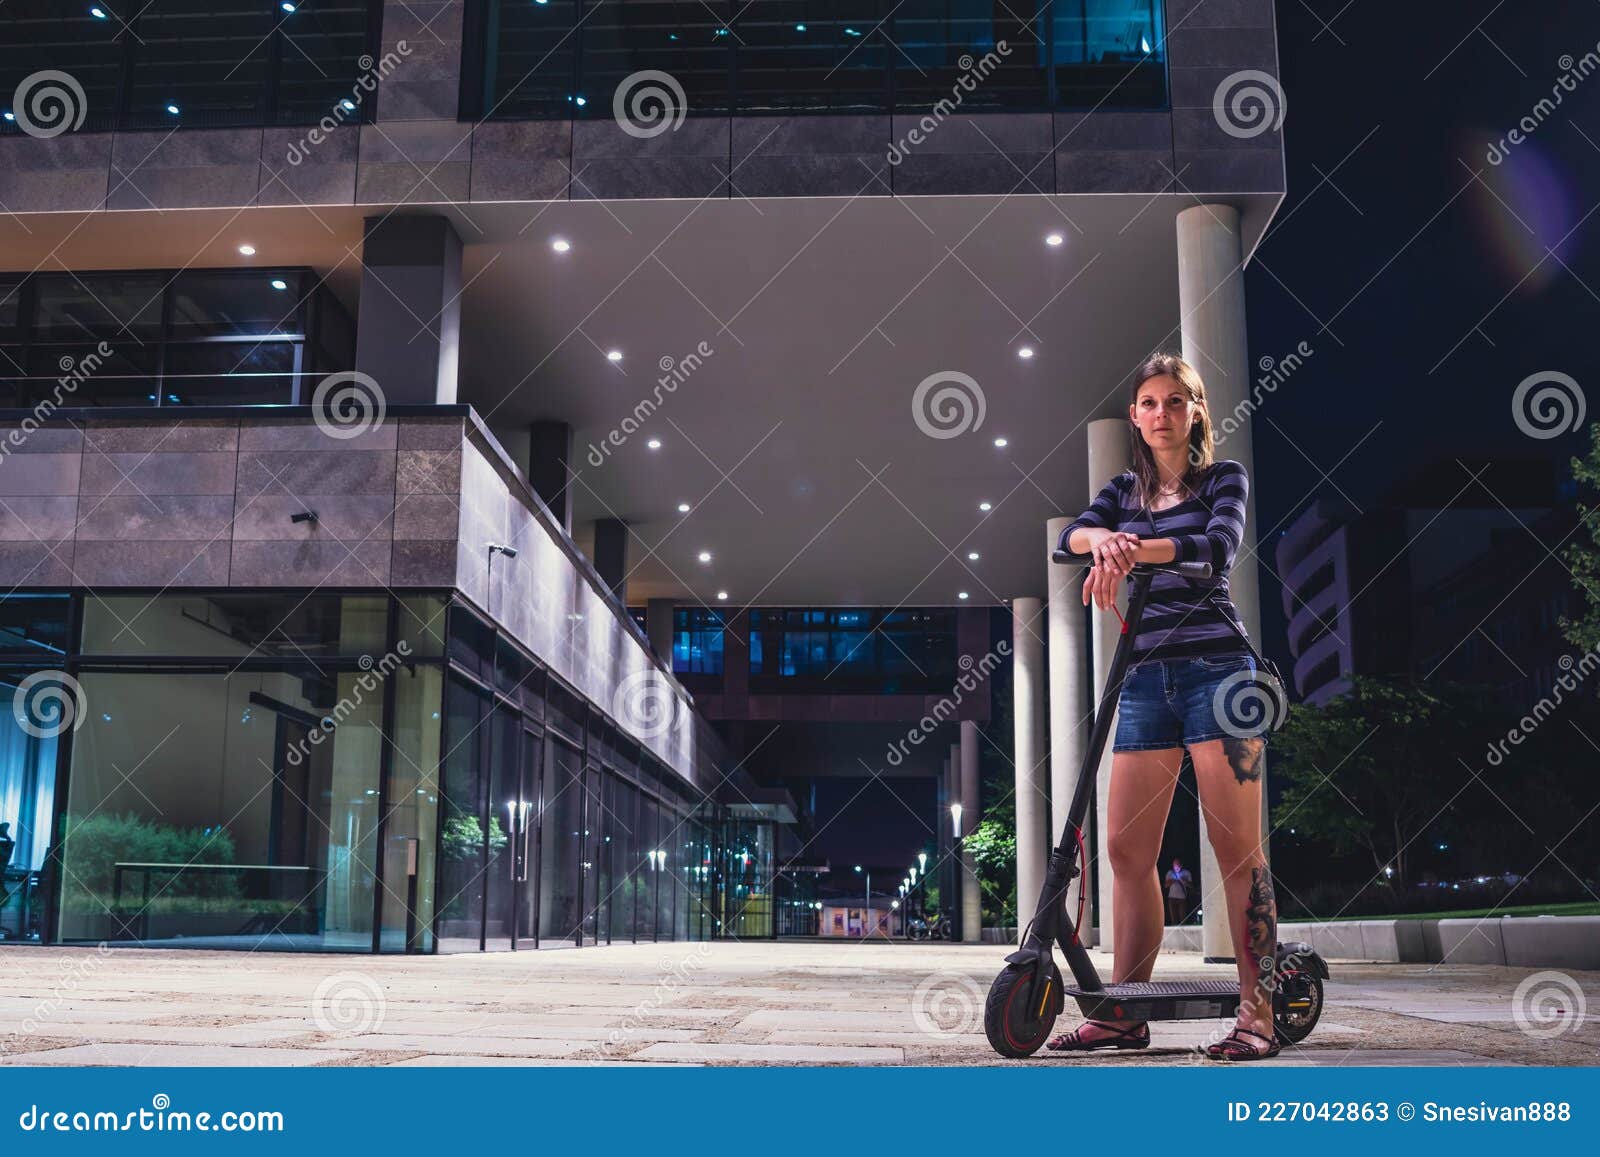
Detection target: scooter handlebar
<box><xmin>1051</xmin><ymin>545</ymin><xmax>1213</xmax><ymax>581</ymax></box>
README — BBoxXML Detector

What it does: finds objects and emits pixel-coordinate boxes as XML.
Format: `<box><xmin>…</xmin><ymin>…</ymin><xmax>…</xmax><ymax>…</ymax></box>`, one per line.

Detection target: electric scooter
<box><xmin>983</xmin><ymin>543</ymin><xmax>1328</xmax><ymax>1059</ymax></box>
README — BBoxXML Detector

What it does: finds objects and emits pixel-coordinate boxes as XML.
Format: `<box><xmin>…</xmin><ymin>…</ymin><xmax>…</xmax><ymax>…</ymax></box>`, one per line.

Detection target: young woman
<box><xmin>1048</xmin><ymin>353</ymin><xmax>1278</xmax><ymax>1062</ymax></box>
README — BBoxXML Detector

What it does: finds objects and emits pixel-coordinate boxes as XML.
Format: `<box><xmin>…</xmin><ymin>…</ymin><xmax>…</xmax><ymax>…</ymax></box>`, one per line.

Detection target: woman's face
<box><xmin>1129</xmin><ymin>374</ymin><xmax>1199</xmax><ymax>451</ymax></box>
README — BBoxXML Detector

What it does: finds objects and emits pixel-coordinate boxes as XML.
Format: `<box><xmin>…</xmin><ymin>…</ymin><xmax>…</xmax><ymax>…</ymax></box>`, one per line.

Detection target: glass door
<box><xmin>485</xmin><ymin>703</ymin><xmax>519</xmax><ymax>949</ymax></box>
<box><xmin>514</xmin><ymin>728</ymin><xmax>541</xmax><ymax>948</ymax></box>
<box><xmin>579</xmin><ymin>766</ymin><xmax>605</xmax><ymax>945</ymax></box>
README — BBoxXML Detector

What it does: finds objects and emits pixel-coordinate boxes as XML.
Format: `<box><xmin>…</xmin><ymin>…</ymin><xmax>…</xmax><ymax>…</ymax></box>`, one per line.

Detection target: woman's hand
<box><xmin>1081</xmin><ymin>531</ymin><xmax>1140</xmax><ymax>609</ymax></box>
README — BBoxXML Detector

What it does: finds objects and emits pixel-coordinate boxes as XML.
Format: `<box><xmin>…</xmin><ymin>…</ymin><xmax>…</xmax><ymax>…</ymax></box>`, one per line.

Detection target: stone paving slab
<box><xmin>633</xmin><ymin>1041</ymin><xmax>905</xmax><ymax>1064</ymax></box>
<box><xmin>386</xmin><ymin>1056</ymin><xmax>705</xmax><ymax>1067</ymax></box>
<box><xmin>7</xmin><ymin>1023</ymin><xmax>314</xmax><ymax>1046</ymax></box>
<box><xmin>308</xmin><ymin>1033</ymin><xmax>589</xmax><ymax>1058</ymax></box>
<box><xmin>1273</xmin><ymin>1049</ymin><xmax>1510</xmax><ymax>1066</ymax></box>
<box><xmin>0</xmin><ymin>1043</ymin><xmax>358</xmax><ymax>1066</ymax></box>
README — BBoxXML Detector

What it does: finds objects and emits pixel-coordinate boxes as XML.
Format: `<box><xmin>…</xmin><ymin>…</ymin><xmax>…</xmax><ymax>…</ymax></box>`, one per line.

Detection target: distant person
<box><xmin>1164</xmin><ymin>858</ymin><xmax>1192</xmax><ymax>926</ymax></box>
<box><xmin>0</xmin><ymin>822</ymin><xmax>14</xmax><ymax>913</ymax></box>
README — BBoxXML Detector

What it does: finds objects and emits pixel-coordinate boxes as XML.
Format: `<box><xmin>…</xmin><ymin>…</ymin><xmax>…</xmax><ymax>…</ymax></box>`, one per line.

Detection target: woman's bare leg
<box><xmin>1189</xmin><ymin>736</ymin><xmax>1274</xmax><ymax>1041</ymax></box>
<box><xmin>1062</xmin><ymin>747</ymin><xmax>1183</xmax><ymax>1042</ymax></box>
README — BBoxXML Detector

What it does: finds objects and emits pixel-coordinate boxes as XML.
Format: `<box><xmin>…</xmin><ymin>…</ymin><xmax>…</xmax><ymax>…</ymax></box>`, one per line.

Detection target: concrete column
<box><xmin>959</xmin><ymin>720</ymin><xmax>981</xmax><ymax>942</ymax></box>
<box><xmin>353</xmin><ymin>215</ymin><xmax>462</xmax><ymax>405</ymax></box>
<box><xmin>529</xmin><ymin>420</ymin><xmax>574</xmax><ymax>534</ymax></box>
<box><xmin>645</xmin><ymin>598</ymin><xmax>675</xmax><ymax>663</ymax></box>
<box><xmin>593</xmin><ymin>518</ymin><xmax>627</xmax><ymax>601</ymax></box>
<box><xmin>936</xmin><ymin>757</ymin><xmax>951</xmax><ymax>918</ymax></box>
<box><xmin>947</xmin><ymin>744</ymin><xmax>961</xmax><ymax>934</ymax></box>
<box><xmin>1044</xmin><ymin>518</ymin><xmax>1092</xmax><ymax>945</ymax></box>
<box><xmin>1087</xmin><ymin>418</ymin><xmax>1134</xmax><ymax>949</ymax></box>
<box><xmin>1010</xmin><ymin>596</ymin><xmax>1049</xmax><ymax>946</ymax></box>
<box><xmin>1177</xmin><ymin>203</ymin><xmax>1270</xmax><ymax>962</ymax></box>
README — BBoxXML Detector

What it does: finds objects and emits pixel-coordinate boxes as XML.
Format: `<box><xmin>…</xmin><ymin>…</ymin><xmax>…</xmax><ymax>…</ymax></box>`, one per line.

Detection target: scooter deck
<box><xmin>1063</xmin><ymin>979</ymin><xmax>1242</xmax><ymax>1022</ymax></box>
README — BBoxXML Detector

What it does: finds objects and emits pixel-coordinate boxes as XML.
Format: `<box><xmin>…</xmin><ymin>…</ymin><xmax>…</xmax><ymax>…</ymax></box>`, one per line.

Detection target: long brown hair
<box><xmin>1128</xmin><ymin>353</ymin><xmax>1215</xmax><ymax>506</ymax></box>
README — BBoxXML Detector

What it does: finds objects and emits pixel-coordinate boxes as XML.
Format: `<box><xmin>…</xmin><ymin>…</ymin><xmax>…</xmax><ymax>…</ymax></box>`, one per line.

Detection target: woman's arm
<box><xmin>1166</xmin><ymin>461</ymin><xmax>1249</xmax><ymax>569</ymax></box>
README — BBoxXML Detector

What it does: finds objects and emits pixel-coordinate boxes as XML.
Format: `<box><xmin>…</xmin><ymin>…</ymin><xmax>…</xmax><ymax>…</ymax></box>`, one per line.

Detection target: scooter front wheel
<box><xmin>984</xmin><ymin>962</ymin><xmax>1061</xmax><ymax>1058</ymax></box>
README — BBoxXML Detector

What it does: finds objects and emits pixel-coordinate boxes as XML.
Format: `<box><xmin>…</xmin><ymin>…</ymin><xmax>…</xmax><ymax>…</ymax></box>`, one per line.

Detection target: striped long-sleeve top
<box><xmin>1063</xmin><ymin>459</ymin><xmax>1253</xmax><ymax>664</ymax></box>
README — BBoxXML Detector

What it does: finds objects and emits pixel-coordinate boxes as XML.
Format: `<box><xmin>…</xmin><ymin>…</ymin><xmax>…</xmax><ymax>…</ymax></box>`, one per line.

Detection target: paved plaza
<box><xmin>1</xmin><ymin>941</ymin><xmax>1594</xmax><ymax>1067</ymax></box>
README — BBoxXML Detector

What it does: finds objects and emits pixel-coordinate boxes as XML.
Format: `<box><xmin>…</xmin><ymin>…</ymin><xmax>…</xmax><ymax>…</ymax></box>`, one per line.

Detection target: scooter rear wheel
<box><xmin>984</xmin><ymin>962</ymin><xmax>1061</xmax><ymax>1058</ymax></box>
<box><xmin>1273</xmin><ymin>971</ymin><xmax>1323</xmax><ymax>1045</ymax></box>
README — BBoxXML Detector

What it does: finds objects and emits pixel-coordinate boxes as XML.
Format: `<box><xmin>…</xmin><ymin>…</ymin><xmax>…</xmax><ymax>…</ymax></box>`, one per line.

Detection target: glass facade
<box><xmin>465</xmin><ymin>0</ymin><xmax>1167</xmax><ymax>119</ymax></box>
<box><xmin>0</xmin><ymin>588</ymin><xmax>770</xmax><ymax>953</ymax></box>
<box><xmin>0</xmin><ymin>269</ymin><xmax>354</xmax><ymax>409</ymax></box>
<box><xmin>749</xmin><ymin>607</ymin><xmax>957</xmax><ymax>693</ymax></box>
<box><xmin>0</xmin><ymin>1</ymin><xmax>382</xmax><ymax>134</ymax></box>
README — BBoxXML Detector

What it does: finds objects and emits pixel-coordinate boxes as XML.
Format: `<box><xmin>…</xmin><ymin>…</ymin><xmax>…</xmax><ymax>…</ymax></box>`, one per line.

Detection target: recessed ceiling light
<box><xmin>237</xmin><ymin>244</ymin><xmax>256</xmax><ymax>256</ymax></box>
<box><xmin>993</xmin><ymin>436</ymin><xmax>1007</xmax><ymax>448</ymax></box>
<box><xmin>606</xmin><ymin>349</ymin><xmax>622</xmax><ymax>362</ymax></box>
<box><xmin>90</xmin><ymin>6</ymin><xmax>108</xmax><ymax>18</ymax></box>
<box><xmin>697</xmin><ymin>551</ymin><xmax>712</xmax><ymax>564</ymax></box>
<box><xmin>552</xmin><ymin>238</ymin><xmax>571</xmax><ymax>253</ymax></box>
<box><xmin>1017</xmin><ymin>347</ymin><xmax>1034</xmax><ymax>359</ymax></box>
<box><xmin>958</xmin><ymin>591</ymin><xmax>970</xmax><ymax>600</ymax></box>
<box><xmin>647</xmin><ymin>438</ymin><xmax>661</xmax><ymax>450</ymax></box>
<box><xmin>280</xmin><ymin>1</ymin><xmax>297</xmax><ymax>11</ymax></box>
<box><xmin>1046</xmin><ymin>233</ymin><xmax>1064</xmax><ymax>247</ymax></box>
<box><xmin>676</xmin><ymin>502</ymin><xmax>690</xmax><ymax>513</ymax></box>
<box><xmin>978</xmin><ymin>501</ymin><xmax>992</xmax><ymax>512</ymax></box>
<box><xmin>967</xmin><ymin>551</ymin><xmax>980</xmax><ymax>561</ymax></box>
<box><xmin>716</xmin><ymin>590</ymin><xmax>728</xmax><ymax>601</ymax></box>
<box><xmin>166</xmin><ymin>104</ymin><xmax>181</xmax><ymax>116</ymax></box>
<box><xmin>2</xmin><ymin>113</ymin><xmax>14</xmax><ymax>123</ymax></box>
<box><xmin>340</xmin><ymin>99</ymin><xmax>356</xmax><ymax>112</ymax></box>
<box><xmin>269</xmin><ymin>279</ymin><xmax>288</xmax><ymax>291</ymax></box>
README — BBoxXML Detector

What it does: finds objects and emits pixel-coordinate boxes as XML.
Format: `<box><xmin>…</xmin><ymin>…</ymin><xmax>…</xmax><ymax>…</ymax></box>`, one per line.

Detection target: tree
<box><xmin>965</xmin><ymin>789</ymin><xmax>1016</xmax><ymax>928</ymax></box>
<box><xmin>1272</xmin><ymin>676</ymin><xmax>1497</xmax><ymax>885</ymax></box>
<box><xmin>1560</xmin><ymin>422</ymin><xmax>1600</xmax><ymax>672</ymax></box>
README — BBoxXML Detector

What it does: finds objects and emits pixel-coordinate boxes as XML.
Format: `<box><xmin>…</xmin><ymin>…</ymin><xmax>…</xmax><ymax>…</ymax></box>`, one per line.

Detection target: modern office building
<box><xmin>0</xmin><ymin>0</ymin><xmax>1286</xmax><ymax>958</ymax></box>
<box><xmin>1275</xmin><ymin>459</ymin><xmax>1575</xmax><ymax>706</ymax></box>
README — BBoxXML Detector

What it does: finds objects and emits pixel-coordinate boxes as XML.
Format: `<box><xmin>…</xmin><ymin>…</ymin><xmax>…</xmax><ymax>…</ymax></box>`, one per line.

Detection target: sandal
<box><xmin>1205</xmin><ymin>1026</ymin><xmax>1280</xmax><ymax>1062</ymax></box>
<box><xmin>1046</xmin><ymin>1019</ymin><xmax>1150</xmax><ymax>1052</ymax></box>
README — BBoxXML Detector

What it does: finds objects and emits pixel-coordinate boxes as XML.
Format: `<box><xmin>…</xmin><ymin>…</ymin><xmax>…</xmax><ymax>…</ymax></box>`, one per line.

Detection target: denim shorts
<box><xmin>1112</xmin><ymin>652</ymin><xmax>1272</xmax><ymax>752</ymax></box>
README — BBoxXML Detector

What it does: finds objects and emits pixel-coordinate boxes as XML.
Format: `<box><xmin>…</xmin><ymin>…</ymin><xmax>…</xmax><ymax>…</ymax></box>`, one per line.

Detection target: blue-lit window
<box><xmin>748</xmin><ymin>607</ymin><xmax>957</xmax><ymax>691</ymax></box>
<box><xmin>467</xmin><ymin>0</ymin><xmax>1167</xmax><ymax>119</ymax></box>
<box><xmin>0</xmin><ymin>1</ymin><xmax>381</xmax><ymax>134</ymax></box>
<box><xmin>673</xmin><ymin>608</ymin><xmax>726</xmax><ymax>676</ymax></box>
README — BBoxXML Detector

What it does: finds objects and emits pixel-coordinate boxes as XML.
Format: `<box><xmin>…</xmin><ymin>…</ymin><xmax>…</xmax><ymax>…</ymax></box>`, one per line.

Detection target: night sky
<box><xmin>806</xmin><ymin>1</ymin><xmax>1600</xmax><ymax>875</ymax></box>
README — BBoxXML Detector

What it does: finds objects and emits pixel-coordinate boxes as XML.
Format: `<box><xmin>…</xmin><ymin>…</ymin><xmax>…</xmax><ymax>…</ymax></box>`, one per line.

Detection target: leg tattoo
<box><xmin>1222</xmin><ymin>737</ymin><xmax>1265</xmax><ymax>785</ymax></box>
<box><xmin>1245</xmin><ymin>866</ymin><xmax>1277</xmax><ymax>1009</ymax></box>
